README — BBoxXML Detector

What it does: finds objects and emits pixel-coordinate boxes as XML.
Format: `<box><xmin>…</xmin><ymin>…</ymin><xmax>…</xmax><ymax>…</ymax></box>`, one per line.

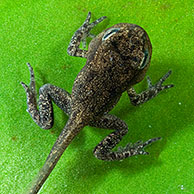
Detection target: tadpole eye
<box><xmin>139</xmin><ymin>49</ymin><xmax>149</xmax><ymax>69</ymax></box>
<box><xmin>102</xmin><ymin>28</ymin><xmax>120</xmax><ymax>41</ymax></box>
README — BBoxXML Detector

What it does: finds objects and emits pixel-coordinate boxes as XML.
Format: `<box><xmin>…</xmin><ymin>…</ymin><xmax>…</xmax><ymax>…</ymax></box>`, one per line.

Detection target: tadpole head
<box><xmin>102</xmin><ymin>23</ymin><xmax>152</xmax><ymax>72</ymax></box>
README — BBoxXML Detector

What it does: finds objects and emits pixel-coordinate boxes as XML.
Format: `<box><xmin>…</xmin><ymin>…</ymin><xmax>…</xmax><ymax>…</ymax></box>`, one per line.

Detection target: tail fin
<box><xmin>25</xmin><ymin>117</ymin><xmax>85</xmax><ymax>194</ymax></box>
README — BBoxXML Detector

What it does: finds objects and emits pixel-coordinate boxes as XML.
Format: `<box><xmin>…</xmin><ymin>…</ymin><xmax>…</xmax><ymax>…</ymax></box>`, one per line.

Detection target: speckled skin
<box><xmin>21</xmin><ymin>12</ymin><xmax>173</xmax><ymax>194</ymax></box>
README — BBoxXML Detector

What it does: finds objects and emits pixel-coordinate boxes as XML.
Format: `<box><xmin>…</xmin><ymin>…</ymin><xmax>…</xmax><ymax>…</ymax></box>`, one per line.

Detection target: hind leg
<box><xmin>90</xmin><ymin>114</ymin><xmax>160</xmax><ymax>161</ymax></box>
<box><xmin>21</xmin><ymin>63</ymin><xmax>72</xmax><ymax>129</ymax></box>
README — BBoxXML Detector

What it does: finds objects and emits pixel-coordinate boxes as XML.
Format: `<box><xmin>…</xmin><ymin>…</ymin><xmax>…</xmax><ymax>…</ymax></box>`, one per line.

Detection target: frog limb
<box><xmin>21</xmin><ymin>63</ymin><xmax>72</xmax><ymax>129</ymax></box>
<box><xmin>127</xmin><ymin>70</ymin><xmax>174</xmax><ymax>106</ymax></box>
<box><xmin>67</xmin><ymin>12</ymin><xmax>106</xmax><ymax>58</ymax></box>
<box><xmin>91</xmin><ymin>114</ymin><xmax>161</xmax><ymax>161</ymax></box>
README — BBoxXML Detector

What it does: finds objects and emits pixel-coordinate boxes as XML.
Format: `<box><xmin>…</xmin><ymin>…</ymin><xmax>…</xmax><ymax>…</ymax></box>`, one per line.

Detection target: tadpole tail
<box><xmin>25</xmin><ymin>115</ymin><xmax>85</xmax><ymax>194</ymax></box>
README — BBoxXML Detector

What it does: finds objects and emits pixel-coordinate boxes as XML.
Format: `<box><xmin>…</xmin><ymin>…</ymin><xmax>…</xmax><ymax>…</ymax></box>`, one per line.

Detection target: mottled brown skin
<box><xmin>21</xmin><ymin>12</ymin><xmax>173</xmax><ymax>193</ymax></box>
<box><xmin>72</xmin><ymin>23</ymin><xmax>151</xmax><ymax>121</ymax></box>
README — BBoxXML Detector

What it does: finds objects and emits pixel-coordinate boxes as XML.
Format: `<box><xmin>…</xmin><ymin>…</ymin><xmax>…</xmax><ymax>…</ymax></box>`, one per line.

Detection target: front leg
<box><xmin>21</xmin><ymin>63</ymin><xmax>72</xmax><ymax>129</ymax></box>
<box><xmin>67</xmin><ymin>12</ymin><xmax>106</xmax><ymax>58</ymax></box>
<box><xmin>128</xmin><ymin>70</ymin><xmax>174</xmax><ymax>106</ymax></box>
<box><xmin>90</xmin><ymin>114</ymin><xmax>160</xmax><ymax>161</ymax></box>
